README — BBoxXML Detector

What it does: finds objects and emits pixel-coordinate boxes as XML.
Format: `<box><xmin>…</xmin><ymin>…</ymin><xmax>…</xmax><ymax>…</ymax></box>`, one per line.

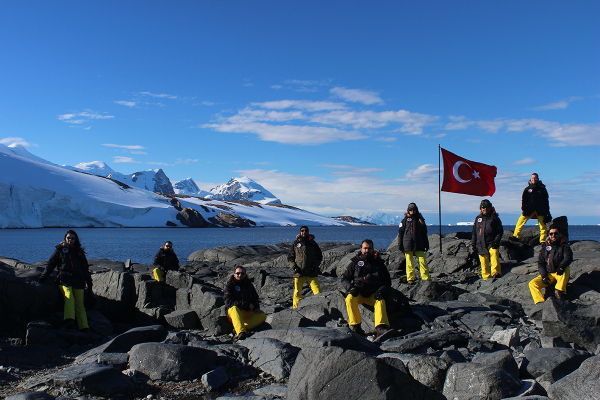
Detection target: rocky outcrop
<box><xmin>176</xmin><ymin>207</ymin><xmax>213</xmax><ymax>227</ymax></box>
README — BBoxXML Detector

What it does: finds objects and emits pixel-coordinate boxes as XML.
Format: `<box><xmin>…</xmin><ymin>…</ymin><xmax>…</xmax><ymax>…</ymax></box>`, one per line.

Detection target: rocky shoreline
<box><xmin>1</xmin><ymin>226</ymin><xmax>599</xmax><ymax>399</ymax></box>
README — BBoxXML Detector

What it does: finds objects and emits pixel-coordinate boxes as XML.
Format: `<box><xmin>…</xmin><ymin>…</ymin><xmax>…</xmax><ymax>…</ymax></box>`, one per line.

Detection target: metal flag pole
<box><xmin>438</xmin><ymin>145</ymin><xmax>442</xmax><ymax>252</ymax></box>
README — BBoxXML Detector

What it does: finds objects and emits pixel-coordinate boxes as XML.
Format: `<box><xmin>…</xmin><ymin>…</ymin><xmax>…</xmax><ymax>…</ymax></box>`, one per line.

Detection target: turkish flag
<box><xmin>441</xmin><ymin>148</ymin><xmax>497</xmax><ymax>196</ymax></box>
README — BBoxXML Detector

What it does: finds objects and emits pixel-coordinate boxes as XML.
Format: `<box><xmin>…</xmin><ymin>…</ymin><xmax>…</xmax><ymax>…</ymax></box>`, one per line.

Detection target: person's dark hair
<box><xmin>234</xmin><ymin>265</ymin><xmax>247</xmax><ymax>274</ymax></box>
<box><xmin>164</xmin><ymin>241</ymin><xmax>173</xmax><ymax>247</ymax></box>
<box><xmin>64</xmin><ymin>230</ymin><xmax>81</xmax><ymax>248</ymax></box>
<box><xmin>531</xmin><ymin>173</ymin><xmax>539</xmax><ymax>178</ymax></box>
<box><xmin>480</xmin><ymin>199</ymin><xmax>492</xmax><ymax>210</ymax></box>
<box><xmin>361</xmin><ymin>239</ymin><xmax>374</xmax><ymax>248</ymax></box>
<box><xmin>407</xmin><ymin>203</ymin><xmax>418</xmax><ymax>212</ymax></box>
<box><xmin>300</xmin><ymin>226</ymin><xmax>309</xmax><ymax>232</ymax></box>
<box><xmin>548</xmin><ymin>224</ymin><xmax>560</xmax><ymax>233</ymax></box>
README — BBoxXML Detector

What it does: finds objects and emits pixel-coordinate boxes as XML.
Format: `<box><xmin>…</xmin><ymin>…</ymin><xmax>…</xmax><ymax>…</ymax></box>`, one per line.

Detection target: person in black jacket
<box><xmin>37</xmin><ymin>230</ymin><xmax>92</xmax><ymax>331</ymax></box>
<box><xmin>471</xmin><ymin>199</ymin><xmax>504</xmax><ymax>280</ymax></box>
<box><xmin>341</xmin><ymin>239</ymin><xmax>391</xmax><ymax>338</ymax></box>
<box><xmin>224</xmin><ymin>266</ymin><xmax>266</xmax><ymax>340</ymax></box>
<box><xmin>288</xmin><ymin>226</ymin><xmax>323</xmax><ymax>308</ymax></box>
<box><xmin>153</xmin><ymin>241</ymin><xmax>179</xmax><ymax>282</ymax></box>
<box><xmin>512</xmin><ymin>173</ymin><xmax>551</xmax><ymax>243</ymax></box>
<box><xmin>398</xmin><ymin>203</ymin><xmax>430</xmax><ymax>284</ymax></box>
<box><xmin>529</xmin><ymin>225</ymin><xmax>573</xmax><ymax>304</ymax></box>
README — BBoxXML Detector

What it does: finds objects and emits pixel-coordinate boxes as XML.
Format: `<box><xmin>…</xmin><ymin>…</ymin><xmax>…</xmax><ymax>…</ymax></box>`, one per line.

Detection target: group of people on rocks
<box><xmin>36</xmin><ymin>172</ymin><xmax>572</xmax><ymax>341</ymax></box>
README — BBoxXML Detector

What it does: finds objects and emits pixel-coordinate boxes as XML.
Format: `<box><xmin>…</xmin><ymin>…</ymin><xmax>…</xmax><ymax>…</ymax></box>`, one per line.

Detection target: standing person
<box><xmin>288</xmin><ymin>226</ymin><xmax>323</xmax><ymax>308</ymax></box>
<box><xmin>37</xmin><ymin>230</ymin><xmax>93</xmax><ymax>332</ymax></box>
<box><xmin>513</xmin><ymin>173</ymin><xmax>551</xmax><ymax>243</ymax></box>
<box><xmin>471</xmin><ymin>199</ymin><xmax>504</xmax><ymax>280</ymax></box>
<box><xmin>398</xmin><ymin>203</ymin><xmax>430</xmax><ymax>285</ymax></box>
<box><xmin>529</xmin><ymin>225</ymin><xmax>573</xmax><ymax>304</ymax></box>
<box><xmin>224</xmin><ymin>266</ymin><xmax>266</xmax><ymax>340</ymax></box>
<box><xmin>153</xmin><ymin>241</ymin><xmax>179</xmax><ymax>282</ymax></box>
<box><xmin>341</xmin><ymin>239</ymin><xmax>391</xmax><ymax>338</ymax></box>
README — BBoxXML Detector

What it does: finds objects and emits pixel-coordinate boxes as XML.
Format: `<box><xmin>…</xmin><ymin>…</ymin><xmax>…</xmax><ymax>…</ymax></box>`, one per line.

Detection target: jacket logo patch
<box><xmin>478</xmin><ymin>218</ymin><xmax>482</xmax><ymax>222</ymax></box>
<box><xmin>528</xmin><ymin>189</ymin><xmax>533</xmax><ymax>192</ymax></box>
<box><xmin>62</xmin><ymin>248</ymin><xmax>69</xmax><ymax>253</ymax></box>
<box><xmin>407</xmin><ymin>218</ymin><xmax>412</xmax><ymax>221</ymax></box>
<box><xmin>357</xmin><ymin>261</ymin><xmax>364</xmax><ymax>266</ymax></box>
<box><xmin>296</xmin><ymin>243</ymin><xmax>301</xmax><ymax>248</ymax></box>
<box><xmin>546</xmin><ymin>246</ymin><xmax>552</xmax><ymax>251</ymax></box>
<box><xmin>235</xmin><ymin>286</ymin><xmax>241</xmax><ymax>291</ymax></box>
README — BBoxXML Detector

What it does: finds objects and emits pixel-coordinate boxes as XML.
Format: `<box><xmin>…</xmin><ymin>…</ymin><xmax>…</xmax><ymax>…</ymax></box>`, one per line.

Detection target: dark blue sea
<box><xmin>1</xmin><ymin>225</ymin><xmax>598</xmax><ymax>265</ymax></box>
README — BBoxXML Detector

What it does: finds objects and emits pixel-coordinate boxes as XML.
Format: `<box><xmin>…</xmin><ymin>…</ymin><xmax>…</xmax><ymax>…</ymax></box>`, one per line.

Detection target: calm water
<box><xmin>1</xmin><ymin>225</ymin><xmax>598</xmax><ymax>265</ymax></box>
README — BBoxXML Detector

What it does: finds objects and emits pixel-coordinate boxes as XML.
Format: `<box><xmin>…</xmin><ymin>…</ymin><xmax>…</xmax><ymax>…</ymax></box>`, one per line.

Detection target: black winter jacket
<box><xmin>153</xmin><ymin>248</ymin><xmax>179</xmax><ymax>272</ymax></box>
<box><xmin>398</xmin><ymin>213</ymin><xmax>429</xmax><ymax>252</ymax></box>
<box><xmin>341</xmin><ymin>252</ymin><xmax>391</xmax><ymax>298</ymax></box>
<box><xmin>224</xmin><ymin>274</ymin><xmax>261</xmax><ymax>311</ymax></box>
<box><xmin>471</xmin><ymin>211</ymin><xmax>504</xmax><ymax>255</ymax></box>
<box><xmin>288</xmin><ymin>234</ymin><xmax>323</xmax><ymax>278</ymax></box>
<box><xmin>522</xmin><ymin>180</ymin><xmax>549</xmax><ymax>216</ymax></box>
<box><xmin>40</xmin><ymin>243</ymin><xmax>92</xmax><ymax>289</ymax></box>
<box><xmin>538</xmin><ymin>236</ymin><xmax>573</xmax><ymax>277</ymax></box>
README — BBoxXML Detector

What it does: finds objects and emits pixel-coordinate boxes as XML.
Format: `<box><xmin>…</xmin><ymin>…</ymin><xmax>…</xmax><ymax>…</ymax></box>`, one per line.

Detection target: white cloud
<box><xmin>530</xmin><ymin>101</ymin><xmax>569</xmax><ymax>110</ymax></box>
<box><xmin>271</xmin><ymin>85</ymin><xmax>283</xmax><ymax>89</ymax></box>
<box><xmin>201</xmin><ymin>101</ymin><xmax>216</xmax><ymax>106</ymax></box>
<box><xmin>375</xmin><ymin>137</ymin><xmax>397</xmax><ymax>142</ymax></box>
<box><xmin>506</xmin><ymin>157</ymin><xmax>538</xmax><ymax>166</ymax></box>
<box><xmin>330</xmin><ymin>87</ymin><xmax>384</xmax><ymax>105</ymax></box>
<box><xmin>137</xmin><ymin>92</ymin><xmax>177</xmax><ymax>99</ymax></box>
<box><xmin>504</xmin><ymin>119</ymin><xmax>600</xmax><ymax>146</ymax></box>
<box><xmin>401</xmin><ymin>164</ymin><xmax>438</xmax><ymax>182</ymax></box>
<box><xmin>174</xmin><ymin>158</ymin><xmax>199</xmax><ymax>164</ymax></box>
<box><xmin>58</xmin><ymin>110</ymin><xmax>114</xmax><ymax>124</ymax></box>
<box><xmin>311</xmin><ymin>110</ymin><xmax>438</xmax><ymax>134</ymax></box>
<box><xmin>252</xmin><ymin>100</ymin><xmax>346</xmax><ymax>112</ymax></box>
<box><xmin>113</xmin><ymin>156</ymin><xmax>140</xmax><ymax>163</ymax></box>
<box><xmin>115</xmin><ymin>101</ymin><xmax>136</xmax><ymax>107</ymax></box>
<box><xmin>444</xmin><ymin>115</ymin><xmax>475</xmax><ymax>130</ymax></box>
<box><xmin>103</xmin><ymin>144</ymin><xmax>146</xmax><ymax>150</ymax></box>
<box><xmin>318</xmin><ymin>164</ymin><xmax>386</xmax><ymax>177</ymax></box>
<box><xmin>0</xmin><ymin>137</ymin><xmax>32</xmax><ymax>147</ymax></box>
<box><xmin>477</xmin><ymin>120</ymin><xmax>505</xmax><ymax>133</ymax></box>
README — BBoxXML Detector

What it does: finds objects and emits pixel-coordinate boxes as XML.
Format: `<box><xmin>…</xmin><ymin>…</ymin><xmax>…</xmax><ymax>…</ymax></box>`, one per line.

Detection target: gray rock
<box><xmin>242</xmin><ymin>338</ymin><xmax>300</xmax><ymax>379</ymax></box>
<box><xmin>443</xmin><ymin>362</ymin><xmax>522</xmax><ymax>400</ymax></box>
<box><xmin>407</xmin><ymin>354</ymin><xmax>452</xmax><ymax>392</ymax></box>
<box><xmin>547</xmin><ymin>355</ymin><xmax>600</xmax><ymax>400</ymax></box>
<box><xmin>201</xmin><ymin>366</ymin><xmax>228</xmax><ymax>391</ymax></box>
<box><xmin>164</xmin><ymin>309</ymin><xmax>199</xmax><ymax>329</ymax></box>
<box><xmin>380</xmin><ymin>328</ymin><xmax>470</xmax><ymax>353</ymax></box>
<box><xmin>489</xmin><ymin>327</ymin><xmax>520</xmax><ymax>347</ymax></box>
<box><xmin>541</xmin><ymin>297</ymin><xmax>600</xmax><ymax>352</ymax></box>
<box><xmin>267</xmin><ymin>309</ymin><xmax>318</xmax><ymax>329</ymax></box>
<box><xmin>52</xmin><ymin>362</ymin><xmax>134</xmax><ymax>395</ymax></box>
<box><xmin>190</xmin><ymin>341</ymin><xmax>250</xmax><ymax>367</ymax></box>
<box><xmin>408</xmin><ymin>280</ymin><xmax>468</xmax><ymax>304</ymax></box>
<box><xmin>128</xmin><ymin>342</ymin><xmax>218</xmax><ymax>381</ymax></box>
<box><xmin>165</xmin><ymin>270</ymin><xmax>197</xmax><ymax>289</ymax></box>
<box><xmin>97</xmin><ymin>352</ymin><xmax>129</xmax><ymax>370</ymax></box>
<box><xmin>5</xmin><ymin>392</ymin><xmax>56</xmax><ymax>400</ymax></box>
<box><xmin>520</xmin><ymin>348</ymin><xmax>591</xmax><ymax>382</ymax></box>
<box><xmin>92</xmin><ymin>269</ymin><xmax>136</xmax><ymax>322</ymax></box>
<box><xmin>250</xmin><ymin>383</ymin><xmax>288</xmax><ymax>398</ymax></box>
<box><xmin>472</xmin><ymin>350</ymin><xmax>520</xmax><ymax>379</ymax></box>
<box><xmin>287</xmin><ymin>346</ymin><xmax>445</xmax><ymax>400</ymax></box>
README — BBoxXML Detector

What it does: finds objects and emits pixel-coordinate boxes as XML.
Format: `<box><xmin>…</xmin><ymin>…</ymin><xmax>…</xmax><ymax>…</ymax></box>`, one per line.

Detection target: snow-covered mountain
<box><xmin>357</xmin><ymin>211</ymin><xmax>404</xmax><ymax>226</ymax></box>
<box><xmin>68</xmin><ymin>161</ymin><xmax>116</xmax><ymax>177</ymax></box>
<box><xmin>108</xmin><ymin>169</ymin><xmax>175</xmax><ymax>194</ymax></box>
<box><xmin>206</xmin><ymin>176</ymin><xmax>281</xmax><ymax>204</ymax></box>
<box><xmin>172</xmin><ymin>178</ymin><xmax>211</xmax><ymax>197</ymax></box>
<box><xmin>2</xmin><ymin>144</ymin><xmax>58</xmax><ymax>167</ymax></box>
<box><xmin>0</xmin><ymin>146</ymin><xmax>345</xmax><ymax>228</ymax></box>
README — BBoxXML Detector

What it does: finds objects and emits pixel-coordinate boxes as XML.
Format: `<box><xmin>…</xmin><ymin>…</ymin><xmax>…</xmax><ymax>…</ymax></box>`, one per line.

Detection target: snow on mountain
<box><xmin>0</xmin><ymin>148</ymin><xmax>345</xmax><ymax>228</ymax></box>
<box><xmin>172</xmin><ymin>178</ymin><xmax>211</xmax><ymax>197</ymax></box>
<box><xmin>357</xmin><ymin>211</ymin><xmax>404</xmax><ymax>226</ymax></box>
<box><xmin>1</xmin><ymin>143</ymin><xmax>58</xmax><ymax>166</ymax></box>
<box><xmin>206</xmin><ymin>176</ymin><xmax>281</xmax><ymax>204</ymax></box>
<box><xmin>69</xmin><ymin>161</ymin><xmax>116</xmax><ymax>177</ymax></box>
<box><xmin>108</xmin><ymin>169</ymin><xmax>175</xmax><ymax>194</ymax></box>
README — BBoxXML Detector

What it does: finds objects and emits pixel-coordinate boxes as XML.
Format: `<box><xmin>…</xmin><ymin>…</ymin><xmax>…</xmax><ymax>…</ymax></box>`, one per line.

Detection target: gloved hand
<box><xmin>541</xmin><ymin>276</ymin><xmax>551</xmax><ymax>286</ymax></box>
<box><xmin>544</xmin><ymin>213</ymin><xmax>552</xmax><ymax>224</ymax></box>
<box><xmin>373</xmin><ymin>287</ymin><xmax>388</xmax><ymax>300</ymax></box>
<box><xmin>556</xmin><ymin>267</ymin><xmax>564</xmax><ymax>276</ymax></box>
<box><xmin>292</xmin><ymin>266</ymin><xmax>301</xmax><ymax>274</ymax></box>
<box><xmin>36</xmin><ymin>275</ymin><xmax>47</xmax><ymax>284</ymax></box>
<box><xmin>349</xmin><ymin>287</ymin><xmax>359</xmax><ymax>297</ymax></box>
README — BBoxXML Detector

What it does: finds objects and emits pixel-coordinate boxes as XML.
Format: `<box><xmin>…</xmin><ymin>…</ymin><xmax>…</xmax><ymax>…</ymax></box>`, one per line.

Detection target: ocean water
<box><xmin>1</xmin><ymin>225</ymin><xmax>598</xmax><ymax>265</ymax></box>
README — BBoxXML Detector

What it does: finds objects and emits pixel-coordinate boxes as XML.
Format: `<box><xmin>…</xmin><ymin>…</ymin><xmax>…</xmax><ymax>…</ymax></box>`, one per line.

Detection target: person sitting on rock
<box><xmin>153</xmin><ymin>241</ymin><xmax>179</xmax><ymax>282</ymax></box>
<box><xmin>37</xmin><ymin>230</ymin><xmax>93</xmax><ymax>332</ymax></box>
<box><xmin>224</xmin><ymin>266</ymin><xmax>266</xmax><ymax>340</ymax></box>
<box><xmin>529</xmin><ymin>224</ymin><xmax>573</xmax><ymax>304</ymax></box>
<box><xmin>288</xmin><ymin>226</ymin><xmax>323</xmax><ymax>308</ymax></box>
<box><xmin>398</xmin><ymin>202</ymin><xmax>430</xmax><ymax>285</ymax></box>
<box><xmin>512</xmin><ymin>173</ymin><xmax>551</xmax><ymax>243</ymax></box>
<box><xmin>341</xmin><ymin>239</ymin><xmax>391</xmax><ymax>339</ymax></box>
<box><xmin>471</xmin><ymin>199</ymin><xmax>504</xmax><ymax>280</ymax></box>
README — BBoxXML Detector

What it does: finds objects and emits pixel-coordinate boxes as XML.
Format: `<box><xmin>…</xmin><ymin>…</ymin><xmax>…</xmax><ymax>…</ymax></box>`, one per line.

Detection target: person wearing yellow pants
<box><xmin>341</xmin><ymin>239</ymin><xmax>391</xmax><ymax>339</ymax></box>
<box><xmin>224</xmin><ymin>266</ymin><xmax>266</xmax><ymax>340</ymax></box>
<box><xmin>288</xmin><ymin>226</ymin><xmax>323</xmax><ymax>308</ymax></box>
<box><xmin>529</xmin><ymin>225</ymin><xmax>573</xmax><ymax>303</ymax></box>
<box><xmin>398</xmin><ymin>203</ymin><xmax>430</xmax><ymax>284</ymax></box>
<box><xmin>471</xmin><ymin>199</ymin><xmax>504</xmax><ymax>280</ymax></box>
<box><xmin>512</xmin><ymin>173</ymin><xmax>551</xmax><ymax>244</ymax></box>
<box><xmin>37</xmin><ymin>230</ymin><xmax>93</xmax><ymax>331</ymax></box>
<box><xmin>153</xmin><ymin>241</ymin><xmax>179</xmax><ymax>282</ymax></box>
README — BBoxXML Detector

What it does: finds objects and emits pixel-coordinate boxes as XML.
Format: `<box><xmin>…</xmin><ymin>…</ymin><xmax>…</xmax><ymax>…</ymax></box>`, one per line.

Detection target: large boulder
<box><xmin>547</xmin><ymin>355</ymin><xmax>600</xmax><ymax>400</ymax></box>
<box><xmin>407</xmin><ymin>354</ymin><xmax>453</xmax><ymax>392</ymax></box>
<box><xmin>51</xmin><ymin>362</ymin><xmax>134</xmax><ymax>395</ymax></box>
<box><xmin>443</xmin><ymin>362</ymin><xmax>523</xmax><ymax>400</ymax></box>
<box><xmin>520</xmin><ymin>348</ymin><xmax>592</xmax><ymax>383</ymax></box>
<box><xmin>380</xmin><ymin>328</ymin><xmax>470</xmax><ymax>354</ymax></box>
<box><xmin>251</xmin><ymin>327</ymin><xmax>378</xmax><ymax>353</ymax></box>
<box><xmin>541</xmin><ymin>297</ymin><xmax>600</xmax><ymax>352</ymax></box>
<box><xmin>92</xmin><ymin>269</ymin><xmax>136</xmax><ymax>322</ymax></box>
<box><xmin>287</xmin><ymin>346</ymin><xmax>446</xmax><ymax>400</ymax></box>
<box><xmin>241</xmin><ymin>338</ymin><xmax>300</xmax><ymax>379</ymax></box>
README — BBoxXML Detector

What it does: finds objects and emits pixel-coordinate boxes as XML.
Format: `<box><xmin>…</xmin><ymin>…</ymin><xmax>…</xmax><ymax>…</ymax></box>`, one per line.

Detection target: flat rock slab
<box><xmin>52</xmin><ymin>362</ymin><xmax>134</xmax><ymax>395</ymax></box>
<box><xmin>443</xmin><ymin>362</ymin><xmax>523</xmax><ymax>400</ymax></box>
<box><xmin>548</xmin><ymin>355</ymin><xmax>600</xmax><ymax>400</ymax></box>
<box><xmin>380</xmin><ymin>328</ymin><xmax>470</xmax><ymax>353</ymax></box>
<box><xmin>129</xmin><ymin>342</ymin><xmax>218</xmax><ymax>381</ymax></box>
<box><xmin>242</xmin><ymin>338</ymin><xmax>300</xmax><ymax>379</ymax></box>
<box><xmin>521</xmin><ymin>348</ymin><xmax>592</xmax><ymax>381</ymax></box>
<box><xmin>5</xmin><ymin>392</ymin><xmax>56</xmax><ymax>400</ymax></box>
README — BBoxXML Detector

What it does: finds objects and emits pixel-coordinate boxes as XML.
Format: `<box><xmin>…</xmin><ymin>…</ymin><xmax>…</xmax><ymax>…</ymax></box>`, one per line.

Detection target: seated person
<box><xmin>224</xmin><ymin>266</ymin><xmax>266</xmax><ymax>340</ymax></box>
<box><xmin>153</xmin><ymin>241</ymin><xmax>179</xmax><ymax>282</ymax></box>
<box><xmin>529</xmin><ymin>224</ymin><xmax>573</xmax><ymax>304</ymax></box>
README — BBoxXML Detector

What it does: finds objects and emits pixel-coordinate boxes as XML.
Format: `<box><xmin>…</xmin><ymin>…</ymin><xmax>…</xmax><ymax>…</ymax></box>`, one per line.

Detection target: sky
<box><xmin>1</xmin><ymin>1</ymin><xmax>599</xmax><ymax>225</ymax></box>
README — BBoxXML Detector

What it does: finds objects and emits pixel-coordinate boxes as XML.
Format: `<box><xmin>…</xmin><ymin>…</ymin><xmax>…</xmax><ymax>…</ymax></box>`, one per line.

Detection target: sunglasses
<box><xmin>549</xmin><ymin>232</ymin><xmax>560</xmax><ymax>236</ymax></box>
<box><xmin>234</xmin><ymin>272</ymin><xmax>246</xmax><ymax>275</ymax></box>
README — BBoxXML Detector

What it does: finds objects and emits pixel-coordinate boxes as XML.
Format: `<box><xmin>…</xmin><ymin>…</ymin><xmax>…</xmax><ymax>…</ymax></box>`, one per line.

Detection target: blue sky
<box><xmin>1</xmin><ymin>1</ymin><xmax>599</xmax><ymax>224</ymax></box>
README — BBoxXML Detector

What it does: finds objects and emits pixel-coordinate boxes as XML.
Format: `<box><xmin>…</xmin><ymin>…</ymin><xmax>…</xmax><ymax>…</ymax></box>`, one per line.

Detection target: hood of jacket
<box><xmin>296</xmin><ymin>233</ymin><xmax>316</xmax><ymax>241</ymax></box>
<box><xmin>527</xmin><ymin>179</ymin><xmax>546</xmax><ymax>188</ymax></box>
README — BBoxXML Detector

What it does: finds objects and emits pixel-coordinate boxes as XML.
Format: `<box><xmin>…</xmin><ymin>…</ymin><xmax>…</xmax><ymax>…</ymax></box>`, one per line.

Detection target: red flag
<box><xmin>441</xmin><ymin>148</ymin><xmax>497</xmax><ymax>197</ymax></box>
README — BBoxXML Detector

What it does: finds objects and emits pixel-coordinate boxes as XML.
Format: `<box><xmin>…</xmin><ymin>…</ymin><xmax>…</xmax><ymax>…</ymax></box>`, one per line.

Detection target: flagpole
<box><xmin>438</xmin><ymin>145</ymin><xmax>442</xmax><ymax>252</ymax></box>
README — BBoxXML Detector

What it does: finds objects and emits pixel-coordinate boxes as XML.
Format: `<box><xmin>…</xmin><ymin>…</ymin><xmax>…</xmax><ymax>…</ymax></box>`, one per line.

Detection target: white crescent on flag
<box><xmin>453</xmin><ymin>161</ymin><xmax>472</xmax><ymax>183</ymax></box>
